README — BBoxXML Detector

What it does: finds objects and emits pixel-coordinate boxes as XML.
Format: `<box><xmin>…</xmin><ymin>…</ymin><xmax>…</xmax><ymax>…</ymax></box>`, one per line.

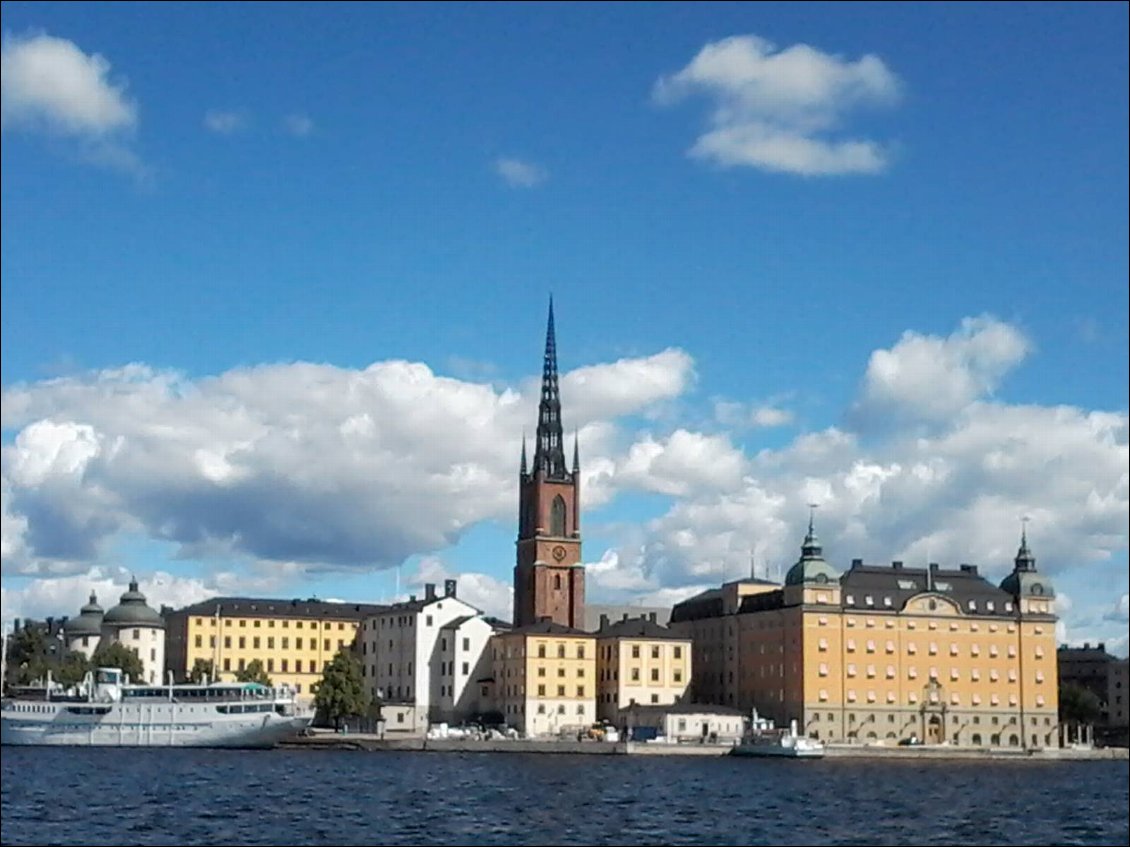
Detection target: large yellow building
<box><xmin>671</xmin><ymin>520</ymin><xmax>1059</xmax><ymax>749</ymax></box>
<box><xmin>488</xmin><ymin>620</ymin><xmax>597</xmax><ymax>737</ymax></box>
<box><xmin>594</xmin><ymin>613</ymin><xmax>692</xmax><ymax>723</ymax></box>
<box><xmin>164</xmin><ymin>597</ymin><xmax>385</xmax><ymax>700</ymax></box>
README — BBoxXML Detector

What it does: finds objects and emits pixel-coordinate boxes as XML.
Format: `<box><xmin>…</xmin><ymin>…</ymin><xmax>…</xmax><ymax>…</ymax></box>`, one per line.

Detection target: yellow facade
<box><xmin>165</xmin><ymin>599</ymin><xmax>383</xmax><ymax>702</ymax></box>
<box><xmin>595</xmin><ymin>628</ymin><xmax>691</xmax><ymax>723</ymax></box>
<box><xmin>672</xmin><ymin>530</ymin><xmax>1061</xmax><ymax>749</ymax></box>
<box><xmin>490</xmin><ymin>625</ymin><xmax>597</xmax><ymax>737</ymax></box>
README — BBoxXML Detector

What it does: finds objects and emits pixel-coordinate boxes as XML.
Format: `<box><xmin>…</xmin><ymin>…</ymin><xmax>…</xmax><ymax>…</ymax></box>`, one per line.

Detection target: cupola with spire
<box><xmin>1000</xmin><ymin>521</ymin><xmax>1054</xmax><ymax>601</ymax></box>
<box><xmin>785</xmin><ymin>508</ymin><xmax>840</xmax><ymax>586</ymax></box>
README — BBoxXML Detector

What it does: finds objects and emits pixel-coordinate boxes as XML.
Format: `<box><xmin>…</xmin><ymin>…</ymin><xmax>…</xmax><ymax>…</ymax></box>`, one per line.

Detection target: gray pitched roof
<box><xmin>505</xmin><ymin>619</ymin><xmax>591</xmax><ymax>637</ymax></box>
<box><xmin>840</xmin><ymin>562</ymin><xmax>1018</xmax><ymax>616</ymax></box>
<box><xmin>168</xmin><ymin>596</ymin><xmax>387</xmax><ymax>621</ymax></box>
<box><xmin>596</xmin><ymin>617</ymin><xmax>687</xmax><ymax>641</ymax></box>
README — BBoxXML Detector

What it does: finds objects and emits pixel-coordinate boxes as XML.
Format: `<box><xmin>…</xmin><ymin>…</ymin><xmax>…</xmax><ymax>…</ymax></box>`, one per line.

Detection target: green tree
<box><xmin>1059</xmin><ymin>680</ymin><xmax>1103</xmax><ymax>725</ymax></box>
<box><xmin>91</xmin><ymin>641</ymin><xmax>146</xmax><ymax>683</ymax></box>
<box><xmin>188</xmin><ymin>658</ymin><xmax>216</xmax><ymax>684</ymax></box>
<box><xmin>313</xmin><ymin>649</ymin><xmax>368</xmax><ymax>730</ymax></box>
<box><xmin>234</xmin><ymin>659</ymin><xmax>272</xmax><ymax>686</ymax></box>
<box><xmin>3</xmin><ymin>626</ymin><xmax>88</xmax><ymax>688</ymax></box>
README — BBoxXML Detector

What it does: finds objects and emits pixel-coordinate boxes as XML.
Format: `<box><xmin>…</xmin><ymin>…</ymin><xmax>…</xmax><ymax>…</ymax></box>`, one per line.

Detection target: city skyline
<box><xmin>1</xmin><ymin>4</ymin><xmax>1127</xmax><ymax>654</ymax></box>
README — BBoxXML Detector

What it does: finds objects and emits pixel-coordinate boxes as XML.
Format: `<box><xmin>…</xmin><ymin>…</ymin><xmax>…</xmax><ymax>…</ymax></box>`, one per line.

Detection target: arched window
<box><xmin>554</xmin><ymin>574</ymin><xmax>562</xmax><ymax>590</ymax></box>
<box><xmin>551</xmin><ymin>495</ymin><xmax>566</xmax><ymax>537</ymax></box>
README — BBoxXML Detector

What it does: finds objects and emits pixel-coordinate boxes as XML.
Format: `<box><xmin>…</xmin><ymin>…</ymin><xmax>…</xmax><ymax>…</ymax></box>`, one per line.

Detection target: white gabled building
<box><xmin>358</xmin><ymin>579</ymin><xmax>495</xmax><ymax>733</ymax></box>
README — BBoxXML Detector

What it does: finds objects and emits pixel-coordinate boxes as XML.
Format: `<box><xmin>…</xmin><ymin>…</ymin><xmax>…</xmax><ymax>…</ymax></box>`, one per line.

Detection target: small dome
<box><xmin>785</xmin><ymin>518</ymin><xmax>840</xmax><ymax>587</ymax></box>
<box><xmin>102</xmin><ymin>579</ymin><xmax>165</xmax><ymax>628</ymax></box>
<box><xmin>1000</xmin><ymin>529</ymin><xmax>1053</xmax><ymax>598</ymax></box>
<box><xmin>64</xmin><ymin>591</ymin><xmax>105</xmax><ymax>637</ymax></box>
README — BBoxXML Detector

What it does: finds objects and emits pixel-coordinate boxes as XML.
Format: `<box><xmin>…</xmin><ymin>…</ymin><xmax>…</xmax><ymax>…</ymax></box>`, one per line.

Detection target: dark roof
<box><xmin>440</xmin><ymin>615</ymin><xmax>477</xmax><ymax>630</ymax></box>
<box><xmin>504</xmin><ymin>619</ymin><xmax>590</xmax><ymax>637</ymax></box>
<box><xmin>168</xmin><ymin>596</ymin><xmax>387</xmax><ymax>621</ymax></box>
<box><xmin>620</xmin><ymin>702</ymin><xmax>746</xmax><ymax>717</ymax></box>
<box><xmin>596</xmin><ymin>617</ymin><xmax>688</xmax><ymax>641</ymax></box>
<box><xmin>840</xmin><ymin>562</ymin><xmax>1018</xmax><ymax>616</ymax></box>
<box><xmin>484</xmin><ymin>616</ymin><xmax>512</xmax><ymax>631</ymax></box>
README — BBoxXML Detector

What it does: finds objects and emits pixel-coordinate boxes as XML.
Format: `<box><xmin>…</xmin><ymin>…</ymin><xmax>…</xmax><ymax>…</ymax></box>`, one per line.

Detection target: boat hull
<box><xmin>1</xmin><ymin>701</ymin><xmax>311</xmax><ymax>748</ymax></box>
<box><xmin>730</xmin><ymin>742</ymin><xmax>825</xmax><ymax>759</ymax></box>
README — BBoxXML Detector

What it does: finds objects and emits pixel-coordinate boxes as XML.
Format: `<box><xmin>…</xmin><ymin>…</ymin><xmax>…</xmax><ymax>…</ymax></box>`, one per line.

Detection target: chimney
<box><xmin>46</xmin><ymin>616</ymin><xmax>54</xmax><ymax>633</ymax></box>
<box><xmin>929</xmin><ymin>562</ymin><xmax>939</xmax><ymax>571</ymax></box>
<box><xmin>1098</xmin><ymin>643</ymin><xmax>1105</xmax><ymax>653</ymax></box>
<box><xmin>960</xmin><ymin>564</ymin><xmax>978</xmax><ymax>575</ymax></box>
<box><xmin>851</xmin><ymin>558</ymin><xmax>863</xmax><ymax>568</ymax></box>
<box><xmin>409</xmin><ymin>594</ymin><xmax>417</xmax><ymax>603</ymax></box>
<box><xmin>892</xmin><ymin>561</ymin><xmax>903</xmax><ymax>570</ymax></box>
<box><xmin>424</xmin><ymin>583</ymin><xmax>436</xmax><ymax>601</ymax></box>
<box><xmin>539</xmin><ymin>615</ymin><xmax>553</xmax><ymax>624</ymax></box>
<box><xmin>599</xmin><ymin>614</ymin><xmax>609</xmax><ymax>630</ymax></box>
<box><xmin>622</xmin><ymin>613</ymin><xmax>629</xmax><ymax>621</ymax></box>
<box><xmin>444</xmin><ymin>579</ymin><xmax>457</xmax><ymax>598</ymax></box>
<box><xmin>648</xmin><ymin>612</ymin><xmax>657</xmax><ymax>623</ymax></box>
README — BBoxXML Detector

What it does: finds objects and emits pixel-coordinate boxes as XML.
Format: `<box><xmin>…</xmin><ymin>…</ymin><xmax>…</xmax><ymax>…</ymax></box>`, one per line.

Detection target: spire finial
<box><xmin>534</xmin><ymin>295</ymin><xmax>566</xmax><ymax>478</ymax></box>
<box><xmin>1015</xmin><ymin>516</ymin><xmax>1036</xmax><ymax>571</ymax></box>
<box><xmin>801</xmin><ymin>504</ymin><xmax>822</xmax><ymax>559</ymax></box>
<box><xmin>808</xmin><ymin>503</ymin><xmax>818</xmax><ymax>536</ymax></box>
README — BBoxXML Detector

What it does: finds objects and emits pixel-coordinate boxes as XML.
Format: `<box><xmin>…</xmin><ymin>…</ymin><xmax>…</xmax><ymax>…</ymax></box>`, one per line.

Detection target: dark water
<box><xmin>1</xmin><ymin>749</ymin><xmax>1127</xmax><ymax>846</ymax></box>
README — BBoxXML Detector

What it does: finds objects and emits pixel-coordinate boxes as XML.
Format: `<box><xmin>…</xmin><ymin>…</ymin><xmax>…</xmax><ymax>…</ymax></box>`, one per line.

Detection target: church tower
<box><xmin>513</xmin><ymin>298</ymin><xmax>584</xmax><ymax>629</ymax></box>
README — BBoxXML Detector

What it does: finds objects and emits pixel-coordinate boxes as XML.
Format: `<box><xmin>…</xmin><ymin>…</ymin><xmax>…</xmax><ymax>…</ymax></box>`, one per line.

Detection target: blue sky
<box><xmin>2</xmin><ymin>2</ymin><xmax>1127</xmax><ymax>653</ymax></box>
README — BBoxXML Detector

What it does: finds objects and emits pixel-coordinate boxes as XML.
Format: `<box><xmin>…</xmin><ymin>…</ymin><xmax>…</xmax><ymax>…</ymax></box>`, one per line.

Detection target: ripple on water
<box><xmin>1</xmin><ymin>749</ymin><xmax>1127</xmax><ymax>846</ymax></box>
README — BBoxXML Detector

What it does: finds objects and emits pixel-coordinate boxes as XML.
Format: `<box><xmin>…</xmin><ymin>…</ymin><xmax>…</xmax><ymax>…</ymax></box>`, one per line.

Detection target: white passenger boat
<box><xmin>1</xmin><ymin>667</ymin><xmax>311</xmax><ymax>748</ymax></box>
<box><xmin>730</xmin><ymin>716</ymin><xmax>826</xmax><ymax>759</ymax></box>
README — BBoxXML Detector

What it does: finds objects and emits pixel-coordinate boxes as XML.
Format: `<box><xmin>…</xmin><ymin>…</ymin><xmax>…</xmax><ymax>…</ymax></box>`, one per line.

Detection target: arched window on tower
<box><xmin>551</xmin><ymin>495</ymin><xmax>566</xmax><ymax>537</ymax></box>
<box><xmin>554</xmin><ymin>574</ymin><xmax>562</xmax><ymax>590</ymax></box>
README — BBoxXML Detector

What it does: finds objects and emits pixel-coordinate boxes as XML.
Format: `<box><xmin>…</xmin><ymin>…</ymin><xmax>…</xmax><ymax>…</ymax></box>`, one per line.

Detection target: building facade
<box><xmin>100</xmin><ymin>579</ymin><xmax>166</xmax><ymax>685</ymax></box>
<box><xmin>489</xmin><ymin>620</ymin><xmax>597</xmax><ymax>737</ymax></box>
<box><xmin>513</xmin><ymin>299</ymin><xmax>585</xmax><ymax>629</ymax></box>
<box><xmin>594</xmin><ymin>613</ymin><xmax>692</xmax><ymax>723</ymax></box>
<box><xmin>1058</xmin><ymin>642</ymin><xmax>1130</xmax><ymax>745</ymax></box>
<box><xmin>357</xmin><ymin>580</ymin><xmax>494</xmax><ymax>733</ymax></box>
<box><xmin>62</xmin><ymin>592</ymin><xmax>104</xmax><ymax>661</ymax></box>
<box><xmin>164</xmin><ymin>596</ymin><xmax>384</xmax><ymax>699</ymax></box>
<box><xmin>671</xmin><ymin>520</ymin><xmax>1060</xmax><ymax>748</ymax></box>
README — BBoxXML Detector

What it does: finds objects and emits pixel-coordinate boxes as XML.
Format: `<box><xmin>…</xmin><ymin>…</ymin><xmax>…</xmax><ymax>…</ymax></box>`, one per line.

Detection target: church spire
<box><xmin>520</xmin><ymin>432</ymin><xmax>528</xmax><ymax>476</ymax></box>
<box><xmin>572</xmin><ymin>430</ymin><xmax>580</xmax><ymax>473</ymax></box>
<box><xmin>1015</xmin><ymin>517</ymin><xmax>1036</xmax><ymax>571</ymax></box>
<box><xmin>535</xmin><ymin>296</ymin><xmax>567</xmax><ymax>478</ymax></box>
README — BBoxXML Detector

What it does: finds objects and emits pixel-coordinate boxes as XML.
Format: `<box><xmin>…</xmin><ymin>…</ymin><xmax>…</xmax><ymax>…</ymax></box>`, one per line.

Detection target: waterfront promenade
<box><xmin>281</xmin><ymin>731</ymin><xmax>1128</xmax><ymax>760</ymax></box>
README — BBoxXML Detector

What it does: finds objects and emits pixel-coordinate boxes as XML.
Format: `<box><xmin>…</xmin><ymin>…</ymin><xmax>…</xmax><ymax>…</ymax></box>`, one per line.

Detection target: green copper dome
<box><xmin>785</xmin><ymin>515</ymin><xmax>840</xmax><ymax>587</ymax></box>
<box><xmin>64</xmin><ymin>591</ymin><xmax>105</xmax><ymax>637</ymax></box>
<box><xmin>102</xmin><ymin>579</ymin><xmax>165</xmax><ymax>628</ymax></box>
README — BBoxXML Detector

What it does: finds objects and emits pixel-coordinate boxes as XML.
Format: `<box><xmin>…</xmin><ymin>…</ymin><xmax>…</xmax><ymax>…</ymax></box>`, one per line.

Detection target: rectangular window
<box><xmin>426</xmin><ymin>615</ymin><xmax>433</xmax><ymax>626</ymax></box>
<box><xmin>281</xmin><ymin>659</ymin><xmax>289</xmax><ymax>672</ymax></box>
<box><xmin>557</xmin><ymin>685</ymin><xmax>565</xmax><ymax>696</ymax></box>
<box><xmin>462</xmin><ymin>662</ymin><xmax>469</xmax><ymax>675</ymax></box>
<box><xmin>324</xmin><ymin>639</ymin><xmax>330</xmax><ymax>651</ymax></box>
<box><xmin>253</xmin><ymin>637</ymin><xmax>261</xmax><ymax>649</ymax></box>
<box><xmin>267</xmin><ymin>659</ymin><xmax>275</xmax><ymax>672</ymax></box>
<box><xmin>463</xmin><ymin>637</ymin><xmax>470</xmax><ymax>651</ymax></box>
<box><xmin>577</xmin><ymin>644</ymin><xmax>585</xmax><ymax>659</ymax></box>
<box><xmin>577</xmin><ymin>686</ymin><xmax>585</xmax><ymax>697</ymax></box>
<box><xmin>674</xmin><ymin>646</ymin><xmax>682</xmax><ymax>659</ymax></box>
<box><xmin>538</xmin><ymin>644</ymin><xmax>546</xmax><ymax>658</ymax></box>
<box><xmin>239</xmin><ymin>637</ymin><xmax>246</xmax><ymax>649</ymax></box>
<box><xmin>632</xmin><ymin>645</ymin><xmax>640</xmax><ymax>658</ymax></box>
<box><xmin>674</xmin><ymin>670</ymin><xmax>682</xmax><ymax>683</ymax></box>
<box><xmin>651</xmin><ymin>645</ymin><xmax>660</xmax><ymax>659</ymax></box>
<box><xmin>537</xmin><ymin>685</ymin><xmax>545</xmax><ymax>696</ymax></box>
<box><xmin>538</xmin><ymin>667</ymin><xmax>545</xmax><ymax>677</ymax></box>
<box><xmin>223</xmin><ymin>658</ymin><xmax>231</xmax><ymax>671</ymax></box>
<box><xmin>557</xmin><ymin>644</ymin><xmax>566</xmax><ymax>658</ymax></box>
<box><xmin>268</xmin><ymin>637</ymin><xmax>275</xmax><ymax>649</ymax></box>
<box><xmin>194</xmin><ymin>635</ymin><xmax>202</xmax><ymax>648</ymax></box>
<box><xmin>650</xmin><ymin>668</ymin><xmax>659</xmax><ymax>682</ymax></box>
<box><xmin>224</xmin><ymin>636</ymin><xmax>231</xmax><ymax>648</ymax></box>
<box><xmin>631</xmin><ymin>668</ymin><xmax>640</xmax><ymax>681</ymax></box>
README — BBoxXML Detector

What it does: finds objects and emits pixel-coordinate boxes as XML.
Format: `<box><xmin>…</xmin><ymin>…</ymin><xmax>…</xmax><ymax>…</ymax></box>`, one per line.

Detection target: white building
<box><xmin>358</xmin><ymin>580</ymin><xmax>495</xmax><ymax>733</ymax></box>
<box><xmin>622</xmin><ymin>702</ymin><xmax>746</xmax><ymax>743</ymax></box>
<box><xmin>99</xmin><ymin>579</ymin><xmax>166</xmax><ymax>685</ymax></box>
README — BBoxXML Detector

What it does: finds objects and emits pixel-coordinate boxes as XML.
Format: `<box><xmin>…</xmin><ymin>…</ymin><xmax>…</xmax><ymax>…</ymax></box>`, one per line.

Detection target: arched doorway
<box><xmin>927</xmin><ymin>714</ymin><xmax>943</xmax><ymax>745</ymax></box>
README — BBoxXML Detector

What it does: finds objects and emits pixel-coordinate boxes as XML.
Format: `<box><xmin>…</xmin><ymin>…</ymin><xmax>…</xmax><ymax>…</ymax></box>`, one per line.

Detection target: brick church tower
<box><xmin>513</xmin><ymin>298</ymin><xmax>584</xmax><ymax>629</ymax></box>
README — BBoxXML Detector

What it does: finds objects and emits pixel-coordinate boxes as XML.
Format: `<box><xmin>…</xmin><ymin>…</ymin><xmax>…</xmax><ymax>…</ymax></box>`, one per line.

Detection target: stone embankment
<box><xmin>280</xmin><ymin>733</ymin><xmax>1127</xmax><ymax>760</ymax></box>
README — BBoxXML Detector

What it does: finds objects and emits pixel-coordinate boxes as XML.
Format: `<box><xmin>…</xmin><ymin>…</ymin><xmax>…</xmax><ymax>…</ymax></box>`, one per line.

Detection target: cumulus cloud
<box><xmin>494</xmin><ymin>156</ymin><xmax>547</xmax><ymax>188</ymax></box>
<box><xmin>1106</xmin><ymin>593</ymin><xmax>1130</xmax><ymax>624</ymax></box>
<box><xmin>715</xmin><ymin>399</ymin><xmax>794</xmax><ymax>428</ymax></box>
<box><xmin>203</xmin><ymin>109</ymin><xmax>248</xmax><ymax>134</ymax></box>
<box><xmin>850</xmin><ymin>315</ymin><xmax>1032</xmax><ymax>429</ymax></box>
<box><xmin>1</xmin><ymin>350</ymin><xmax>692</xmax><ymax>579</ymax></box>
<box><xmin>654</xmin><ymin>34</ymin><xmax>902</xmax><ymax>175</ymax></box>
<box><xmin>1</xmin><ymin>31</ymin><xmax>146</xmax><ymax>176</ymax></box>
<box><xmin>409</xmin><ymin>557</ymin><xmax>513</xmax><ymax>622</ymax></box>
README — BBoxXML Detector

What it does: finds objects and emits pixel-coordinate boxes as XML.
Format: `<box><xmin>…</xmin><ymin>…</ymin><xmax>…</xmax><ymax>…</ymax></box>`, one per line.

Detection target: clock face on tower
<box><xmin>552</xmin><ymin>545</ymin><xmax>567</xmax><ymax>562</ymax></box>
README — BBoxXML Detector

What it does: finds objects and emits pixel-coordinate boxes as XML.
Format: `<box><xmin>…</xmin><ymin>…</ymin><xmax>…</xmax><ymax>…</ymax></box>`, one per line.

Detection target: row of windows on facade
<box><xmin>706</xmin><ymin>664</ymin><xmax>1048</xmax><ymax>685</ymax></box>
<box><xmin>495</xmin><ymin>643</ymin><xmax>686</xmax><ymax>661</ymax></box>
<box><xmin>363</xmin><ymin>636</ymin><xmax>472</xmax><ymax>655</ymax></box>
<box><xmin>361</xmin><ymin>662</ymin><xmax>470</xmax><ymax>678</ymax></box>
<box><xmin>835</xmin><ymin>594</ymin><xmax>1016</xmax><ymax>612</ymax></box>
<box><xmin>502</xmin><ymin>703</ymin><xmax>589</xmax><ymax>716</ymax></box>
<box><xmin>698</xmin><ymin>634</ymin><xmax>1048</xmax><ymax>660</ymax></box>
<box><xmin>745</xmin><ymin>686</ymin><xmax>1050</xmax><ymax>708</ymax></box>
<box><xmin>77</xmin><ymin>632</ymin><xmax>158</xmax><ymax>650</ymax></box>
<box><xmin>215</xmin><ymin>656</ymin><xmax>321</xmax><ymax>677</ymax></box>
<box><xmin>195</xmin><ymin>635</ymin><xmax>346</xmax><ymax>652</ymax></box>
<box><xmin>194</xmin><ymin>618</ymin><xmax>351</xmax><ymax>630</ymax></box>
<box><xmin>700</xmin><ymin>618</ymin><xmax>1042</xmax><ymax>637</ymax></box>
<box><xmin>496</xmin><ymin>665</ymin><xmax>683</xmax><ymax>684</ymax></box>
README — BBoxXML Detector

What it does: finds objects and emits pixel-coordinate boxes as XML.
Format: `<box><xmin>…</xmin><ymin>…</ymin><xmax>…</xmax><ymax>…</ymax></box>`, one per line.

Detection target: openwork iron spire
<box><xmin>535</xmin><ymin>296</ymin><xmax>567</xmax><ymax>478</ymax></box>
<box><xmin>1015</xmin><ymin>517</ymin><xmax>1036</xmax><ymax>571</ymax></box>
<box><xmin>801</xmin><ymin>504</ymin><xmax>823</xmax><ymax>559</ymax></box>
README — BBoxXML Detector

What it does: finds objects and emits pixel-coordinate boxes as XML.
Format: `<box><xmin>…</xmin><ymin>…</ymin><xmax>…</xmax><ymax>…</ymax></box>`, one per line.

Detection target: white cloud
<box><xmin>1</xmin><ymin>31</ymin><xmax>146</xmax><ymax>177</ymax></box>
<box><xmin>654</xmin><ymin>34</ymin><xmax>901</xmax><ymax>175</ymax></box>
<box><xmin>851</xmin><ymin>315</ymin><xmax>1032</xmax><ymax>428</ymax></box>
<box><xmin>284</xmin><ymin>113</ymin><xmax>313</xmax><ymax>137</ymax></box>
<box><xmin>1</xmin><ymin>349</ymin><xmax>692</xmax><ymax>578</ymax></box>
<box><xmin>409</xmin><ymin>557</ymin><xmax>512</xmax><ymax>622</ymax></box>
<box><xmin>494</xmin><ymin>156</ymin><xmax>547</xmax><ymax>188</ymax></box>
<box><xmin>715</xmin><ymin>399</ymin><xmax>794</xmax><ymax>428</ymax></box>
<box><xmin>204</xmin><ymin>109</ymin><xmax>247</xmax><ymax>134</ymax></box>
<box><xmin>1106</xmin><ymin>593</ymin><xmax>1129</xmax><ymax>624</ymax></box>
<box><xmin>615</xmin><ymin>430</ymin><xmax>747</xmax><ymax>497</ymax></box>
<box><xmin>1</xmin><ymin>31</ymin><xmax>136</xmax><ymax>134</ymax></box>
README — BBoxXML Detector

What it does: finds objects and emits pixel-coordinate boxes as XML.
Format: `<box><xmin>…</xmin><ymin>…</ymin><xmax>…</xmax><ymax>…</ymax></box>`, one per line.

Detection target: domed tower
<box><xmin>63</xmin><ymin>591</ymin><xmax>105</xmax><ymax>660</ymax></box>
<box><xmin>783</xmin><ymin>509</ymin><xmax>841</xmax><ymax>606</ymax></box>
<box><xmin>1000</xmin><ymin>523</ymin><xmax>1055</xmax><ymax>615</ymax></box>
<box><xmin>100</xmin><ymin>578</ymin><xmax>166</xmax><ymax>684</ymax></box>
